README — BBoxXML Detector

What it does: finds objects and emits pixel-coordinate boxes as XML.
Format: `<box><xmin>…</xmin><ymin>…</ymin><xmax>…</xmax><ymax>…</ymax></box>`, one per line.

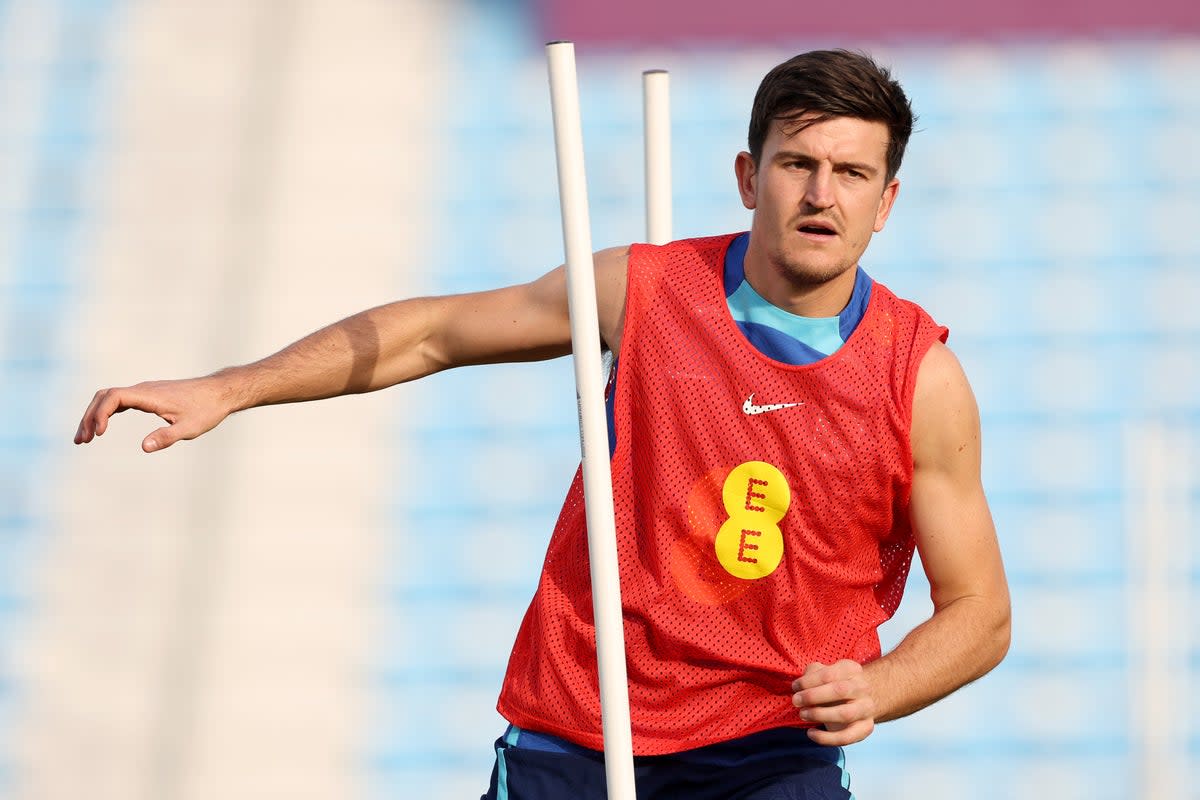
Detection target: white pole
<box><xmin>642</xmin><ymin>69</ymin><xmax>672</xmax><ymax>245</ymax></box>
<box><xmin>545</xmin><ymin>41</ymin><xmax>637</xmax><ymax>800</ymax></box>
<box><xmin>1176</xmin><ymin>428</ymin><xmax>1193</xmax><ymax>781</ymax></box>
<box><xmin>1125</xmin><ymin>421</ymin><xmax>1176</xmax><ymax>798</ymax></box>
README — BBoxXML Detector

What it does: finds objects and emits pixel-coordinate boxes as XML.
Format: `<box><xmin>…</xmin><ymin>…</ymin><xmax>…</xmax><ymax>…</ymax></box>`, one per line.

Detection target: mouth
<box><xmin>797</xmin><ymin>221</ymin><xmax>838</xmax><ymax>241</ymax></box>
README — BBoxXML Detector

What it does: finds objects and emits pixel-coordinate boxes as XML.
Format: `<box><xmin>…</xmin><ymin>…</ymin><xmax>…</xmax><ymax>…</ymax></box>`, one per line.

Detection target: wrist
<box><xmin>205</xmin><ymin>367</ymin><xmax>256</xmax><ymax>414</ymax></box>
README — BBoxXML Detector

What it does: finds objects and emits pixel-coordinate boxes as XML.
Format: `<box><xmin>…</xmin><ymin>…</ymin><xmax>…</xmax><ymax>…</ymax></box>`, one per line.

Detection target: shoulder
<box><xmin>594</xmin><ymin>245</ymin><xmax>631</xmax><ymax>297</ymax></box>
<box><xmin>624</xmin><ymin>234</ymin><xmax>741</xmax><ymax>289</ymax></box>
<box><xmin>595</xmin><ymin>245</ymin><xmax>630</xmax><ymax>270</ymax></box>
<box><xmin>871</xmin><ymin>280</ymin><xmax>944</xmax><ymax>330</ymax></box>
<box><xmin>914</xmin><ymin>340</ymin><xmax>966</xmax><ymax>391</ymax></box>
<box><xmin>629</xmin><ymin>233</ymin><xmax>742</xmax><ymax>260</ymax></box>
<box><xmin>594</xmin><ymin>246</ymin><xmax>631</xmax><ymax>354</ymax></box>
<box><xmin>911</xmin><ymin>341</ymin><xmax>980</xmax><ymax>471</ymax></box>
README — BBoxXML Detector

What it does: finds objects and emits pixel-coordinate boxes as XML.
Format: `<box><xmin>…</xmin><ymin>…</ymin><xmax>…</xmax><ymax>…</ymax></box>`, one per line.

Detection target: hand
<box><xmin>791</xmin><ymin>660</ymin><xmax>877</xmax><ymax>746</ymax></box>
<box><xmin>74</xmin><ymin>377</ymin><xmax>233</xmax><ymax>453</ymax></box>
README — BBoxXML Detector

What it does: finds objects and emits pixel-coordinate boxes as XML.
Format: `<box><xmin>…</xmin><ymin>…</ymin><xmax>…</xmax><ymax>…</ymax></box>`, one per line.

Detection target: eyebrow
<box><xmin>773</xmin><ymin>150</ymin><xmax>880</xmax><ymax>176</ymax></box>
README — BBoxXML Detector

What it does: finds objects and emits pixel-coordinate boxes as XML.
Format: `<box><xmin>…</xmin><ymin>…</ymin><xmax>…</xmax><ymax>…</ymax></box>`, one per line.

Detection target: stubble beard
<box><xmin>767</xmin><ymin>245</ymin><xmax>856</xmax><ymax>289</ymax></box>
<box><xmin>767</xmin><ymin>209</ymin><xmax>864</xmax><ymax>289</ymax></box>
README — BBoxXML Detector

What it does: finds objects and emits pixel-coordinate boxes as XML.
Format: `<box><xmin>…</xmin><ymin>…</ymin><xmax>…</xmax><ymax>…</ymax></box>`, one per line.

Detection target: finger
<box><xmin>793</xmin><ymin>676</ymin><xmax>867</xmax><ymax>708</ymax></box>
<box><xmin>93</xmin><ymin>388</ymin><xmax>141</xmax><ymax>437</ymax></box>
<box><xmin>793</xmin><ymin>659</ymin><xmax>864</xmax><ymax>692</ymax></box>
<box><xmin>797</xmin><ymin>696</ymin><xmax>874</xmax><ymax>727</ymax></box>
<box><xmin>792</xmin><ymin>662</ymin><xmax>830</xmax><ymax>692</ymax></box>
<box><xmin>93</xmin><ymin>392</ymin><xmax>120</xmax><ymax>437</ymax></box>
<box><xmin>144</xmin><ymin>422</ymin><xmax>186</xmax><ymax>453</ymax></box>
<box><xmin>76</xmin><ymin>389</ymin><xmax>111</xmax><ymax>443</ymax></box>
<box><xmin>806</xmin><ymin>718</ymin><xmax>874</xmax><ymax>747</ymax></box>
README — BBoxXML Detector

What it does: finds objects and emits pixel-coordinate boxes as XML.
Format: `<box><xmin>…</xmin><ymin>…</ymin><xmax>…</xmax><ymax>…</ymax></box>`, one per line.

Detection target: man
<box><xmin>76</xmin><ymin>50</ymin><xmax>1009</xmax><ymax>798</ymax></box>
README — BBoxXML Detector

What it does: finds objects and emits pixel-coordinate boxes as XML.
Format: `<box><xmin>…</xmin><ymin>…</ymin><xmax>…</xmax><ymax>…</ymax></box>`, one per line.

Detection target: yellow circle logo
<box><xmin>713</xmin><ymin>461</ymin><xmax>789</xmax><ymax>579</ymax></box>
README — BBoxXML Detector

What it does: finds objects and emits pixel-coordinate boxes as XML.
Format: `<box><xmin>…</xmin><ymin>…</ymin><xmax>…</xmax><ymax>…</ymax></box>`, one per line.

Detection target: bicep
<box><xmin>423</xmin><ymin>246</ymin><xmax>629</xmax><ymax>370</ymax></box>
<box><xmin>431</xmin><ymin>272</ymin><xmax>573</xmax><ymax>368</ymax></box>
<box><xmin>909</xmin><ymin>342</ymin><xmax>1008</xmax><ymax>610</ymax></box>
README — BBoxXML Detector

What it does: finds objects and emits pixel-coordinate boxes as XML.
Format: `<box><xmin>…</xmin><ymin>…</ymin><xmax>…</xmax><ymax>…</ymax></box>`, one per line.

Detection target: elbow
<box><xmin>997</xmin><ymin>601</ymin><xmax>1012</xmax><ymax>658</ymax></box>
<box><xmin>982</xmin><ymin>598</ymin><xmax>1012</xmax><ymax>676</ymax></box>
<box><xmin>945</xmin><ymin>591</ymin><xmax>1011</xmax><ymax>681</ymax></box>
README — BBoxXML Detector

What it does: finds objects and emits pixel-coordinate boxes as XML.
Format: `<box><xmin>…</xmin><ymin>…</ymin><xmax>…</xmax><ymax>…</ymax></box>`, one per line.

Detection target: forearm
<box><xmin>865</xmin><ymin>593</ymin><xmax>1010</xmax><ymax>723</ymax></box>
<box><xmin>216</xmin><ymin>297</ymin><xmax>447</xmax><ymax>413</ymax></box>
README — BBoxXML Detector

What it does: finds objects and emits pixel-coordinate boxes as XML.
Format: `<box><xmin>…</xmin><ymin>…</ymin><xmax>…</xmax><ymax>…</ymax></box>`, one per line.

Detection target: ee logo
<box><xmin>713</xmin><ymin>461</ymin><xmax>790</xmax><ymax>579</ymax></box>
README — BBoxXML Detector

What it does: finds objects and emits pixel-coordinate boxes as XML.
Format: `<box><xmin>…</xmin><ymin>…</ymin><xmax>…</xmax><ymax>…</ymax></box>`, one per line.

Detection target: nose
<box><xmin>803</xmin><ymin>164</ymin><xmax>835</xmax><ymax>210</ymax></box>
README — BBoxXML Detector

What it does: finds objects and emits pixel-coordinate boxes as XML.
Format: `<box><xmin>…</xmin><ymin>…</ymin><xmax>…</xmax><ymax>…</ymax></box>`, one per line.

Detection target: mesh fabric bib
<box><xmin>498</xmin><ymin>234</ymin><xmax>949</xmax><ymax>754</ymax></box>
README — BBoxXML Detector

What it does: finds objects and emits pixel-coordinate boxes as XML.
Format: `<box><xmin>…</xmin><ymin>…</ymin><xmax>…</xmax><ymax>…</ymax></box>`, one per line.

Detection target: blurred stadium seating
<box><xmin>0</xmin><ymin>1</ymin><xmax>1196</xmax><ymax>798</ymax></box>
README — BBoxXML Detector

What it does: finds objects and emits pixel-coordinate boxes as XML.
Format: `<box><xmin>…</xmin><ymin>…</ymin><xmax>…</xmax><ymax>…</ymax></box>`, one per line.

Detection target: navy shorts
<box><xmin>482</xmin><ymin>725</ymin><xmax>853</xmax><ymax>800</ymax></box>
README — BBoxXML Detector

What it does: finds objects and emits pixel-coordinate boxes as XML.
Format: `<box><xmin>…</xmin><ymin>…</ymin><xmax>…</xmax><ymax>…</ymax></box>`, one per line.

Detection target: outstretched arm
<box><xmin>793</xmin><ymin>341</ymin><xmax>1011</xmax><ymax>745</ymax></box>
<box><xmin>75</xmin><ymin>247</ymin><xmax>630</xmax><ymax>452</ymax></box>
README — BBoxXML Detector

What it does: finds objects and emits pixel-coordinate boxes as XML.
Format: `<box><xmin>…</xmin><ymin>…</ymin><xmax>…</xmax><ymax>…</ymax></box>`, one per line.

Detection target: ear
<box><xmin>873</xmin><ymin>178</ymin><xmax>900</xmax><ymax>233</ymax></box>
<box><xmin>734</xmin><ymin>151</ymin><xmax>758</xmax><ymax>210</ymax></box>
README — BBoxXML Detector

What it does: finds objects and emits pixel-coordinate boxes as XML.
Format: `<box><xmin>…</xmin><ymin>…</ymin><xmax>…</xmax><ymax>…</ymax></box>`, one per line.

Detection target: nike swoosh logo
<box><xmin>742</xmin><ymin>393</ymin><xmax>804</xmax><ymax>415</ymax></box>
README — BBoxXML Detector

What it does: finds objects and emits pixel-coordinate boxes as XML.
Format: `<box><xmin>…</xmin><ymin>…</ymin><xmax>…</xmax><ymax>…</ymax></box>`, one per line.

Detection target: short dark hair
<box><xmin>748</xmin><ymin>49</ymin><xmax>915</xmax><ymax>182</ymax></box>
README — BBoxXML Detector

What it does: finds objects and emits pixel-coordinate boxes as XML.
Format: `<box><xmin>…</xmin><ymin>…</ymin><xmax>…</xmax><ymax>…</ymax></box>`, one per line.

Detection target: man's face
<box><xmin>735</xmin><ymin>114</ymin><xmax>899</xmax><ymax>289</ymax></box>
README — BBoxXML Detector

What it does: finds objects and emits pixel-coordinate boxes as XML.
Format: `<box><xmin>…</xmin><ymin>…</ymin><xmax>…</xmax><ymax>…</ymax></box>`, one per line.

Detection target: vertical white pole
<box><xmin>1174</xmin><ymin>428</ymin><xmax>1193</xmax><ymax>790</ymax></box>
<box><xmin>545</xmin><ymin>41</ymin><xmax>637</xmax><ymax>800</ymax></box>
<box><xmin>1125</xmin><ymin>421</ymin><xmax>1176</xmax><ymax>798</ymax></box>
<box><xmin>642</xmin><ymin>69</ymin><xmax>672</xmax><ymax>245</ymax></box>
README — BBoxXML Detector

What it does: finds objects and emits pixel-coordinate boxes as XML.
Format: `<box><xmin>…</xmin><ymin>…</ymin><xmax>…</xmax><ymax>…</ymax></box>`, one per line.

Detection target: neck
<box><xmin>743</xmin><ymin>240</ymin><xmax>858</xmax><ymax>318</ymax></box>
